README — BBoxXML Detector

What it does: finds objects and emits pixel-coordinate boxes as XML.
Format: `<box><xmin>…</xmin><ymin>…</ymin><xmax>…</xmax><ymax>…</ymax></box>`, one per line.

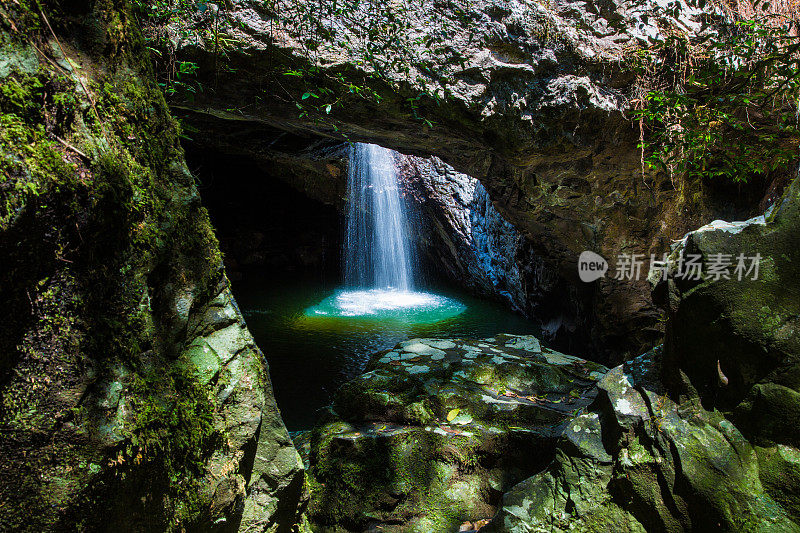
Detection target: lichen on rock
<box><xmin>304</xmin><ymin>334</ymin><xmax>608</xmax><ymax>531</ymax></box>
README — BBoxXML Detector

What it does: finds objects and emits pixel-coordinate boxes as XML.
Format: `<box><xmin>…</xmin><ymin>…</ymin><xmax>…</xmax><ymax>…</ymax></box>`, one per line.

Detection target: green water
<box><xmin>233</xmin><ymin>276</ymin><xmax>540</xmax><ymax>431</ymax></box>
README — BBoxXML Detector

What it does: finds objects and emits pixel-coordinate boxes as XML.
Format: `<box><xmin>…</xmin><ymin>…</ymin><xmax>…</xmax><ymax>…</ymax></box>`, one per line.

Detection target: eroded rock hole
<box><xmin>185</xmin><ymin>139</ymin><xmax>544</xmax><ymax>431</ymax></box>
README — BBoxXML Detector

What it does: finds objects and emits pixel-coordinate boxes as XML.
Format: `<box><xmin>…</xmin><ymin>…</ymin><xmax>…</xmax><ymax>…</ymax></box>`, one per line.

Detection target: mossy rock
<box><xmin>0</xmin><ymin>2</ymin><xmax>305</xmax><ymax>531</ymax></box>
<box><xmin>307</xmin><ymin>334</ymin><xmax>608</xmax><ymax>531</ymax></box>
<box><xmin>660</xmin><ymin>176</ymin><xmax>800</xmax><ymax>450</ymax></box>
<box><xmin>486</xmin><ymin>352</ymin><xmax>800</xmax><ymax>532</ymax></box>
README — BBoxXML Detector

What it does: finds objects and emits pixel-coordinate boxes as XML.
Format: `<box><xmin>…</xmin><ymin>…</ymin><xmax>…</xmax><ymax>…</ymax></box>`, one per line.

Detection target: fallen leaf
<box><xmin>446</xmin><ymin>408</ymin><xmax>460</xmax><ymax>422</ymax></box>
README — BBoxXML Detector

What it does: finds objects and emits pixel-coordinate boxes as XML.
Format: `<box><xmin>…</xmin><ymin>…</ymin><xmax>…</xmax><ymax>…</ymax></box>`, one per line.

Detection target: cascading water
<box><xmin>242</xmin><ymin>142</ymin><xmax>537</xmax><ymax>429</ymax></box>
<box><xmin>304</xmin><ymin>143</ymin><xmax>465</xmax><ymax>321</ymax></box>
<box><xmin>344</xmin><ymin>143</ymin><xmax>414</xmax><ymax>290</ymax></box>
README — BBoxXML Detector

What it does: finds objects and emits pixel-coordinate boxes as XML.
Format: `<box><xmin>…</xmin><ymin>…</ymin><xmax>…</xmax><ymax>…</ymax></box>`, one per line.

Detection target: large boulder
<box><xmin>305</xmin><ymin>334</ymin><xmax>607</xmax><ymax>531</ymax></box>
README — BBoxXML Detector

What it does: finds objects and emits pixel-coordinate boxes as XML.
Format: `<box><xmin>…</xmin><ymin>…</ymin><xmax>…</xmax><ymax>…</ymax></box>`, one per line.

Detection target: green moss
<box><xmin>0</xmin><ymin>71</ymin><xmax>84</xmax><ymax>226</ymax></box>
<box><xmin>0</xmin><ymin>0</ymin><xmax>233</xmax><ymax>530</ymax></box>
<box><xmin>756</xmin><ymin>445</ymin><xmax>800</xmax><ymax>523</ymax></box>
<box><xmin>116</xmin><ymin>366</ymin><xmax>222</xmax><ymax>525</ymax></box>
<box><xmin>309</xmin><ymin>421</ymin><xmax>484</xmax><ymax>531</ymax></box>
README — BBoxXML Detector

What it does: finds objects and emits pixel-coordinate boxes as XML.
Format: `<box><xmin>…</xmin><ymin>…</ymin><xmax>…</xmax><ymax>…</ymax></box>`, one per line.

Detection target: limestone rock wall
<box><xmin>400</xmin><ymin>155</ymin><xmax>593</xmax><ymax>352</ymax></box>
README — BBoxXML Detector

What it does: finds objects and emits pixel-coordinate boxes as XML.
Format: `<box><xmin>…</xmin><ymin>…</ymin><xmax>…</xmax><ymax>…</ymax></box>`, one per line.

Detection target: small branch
<box><xmin>38</xmin><ymin>8</ymin><xmax>109</xmax><ymax>142</ymax></box>
<box><xmin>25</xmin><ymin>40</ymin><xmax>71</xmax><ymax>77</ymax></box>
<box><xmin>54</xmin><ymin>135</ymin><xmax>89</xmax><ymax>160</ymax></box>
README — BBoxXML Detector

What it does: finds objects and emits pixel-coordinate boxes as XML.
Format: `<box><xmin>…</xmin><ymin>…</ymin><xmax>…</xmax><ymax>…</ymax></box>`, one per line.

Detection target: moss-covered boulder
<box><xmin>485</xmin><ymin>348</ymin><xmax>800</xmax><ymax>532</ymax></box>
<box><xmin>654</xmin><ymin>175</ymin><xmax>800</xmax><ymax>448</ymax></box>
<box><xmin>305</xmin><ymin>334</ymin><xmax>608</xmax><ymax>531</ymax></box>
<box><xmin>0</xmin><ymin>2</ymin><xmax>305</xmax><ymax>531</ymax></box>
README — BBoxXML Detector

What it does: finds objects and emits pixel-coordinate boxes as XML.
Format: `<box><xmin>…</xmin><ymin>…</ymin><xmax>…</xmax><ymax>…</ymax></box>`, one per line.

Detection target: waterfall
<box><xmin>304</xmin><ymin>143</ymin><xmax>464</xmax><ymax>320</ymax></box>
<box><xmin>344</xmin><ymin>143</ymin><xmax>414</xmax><ymax>291</ymax></box>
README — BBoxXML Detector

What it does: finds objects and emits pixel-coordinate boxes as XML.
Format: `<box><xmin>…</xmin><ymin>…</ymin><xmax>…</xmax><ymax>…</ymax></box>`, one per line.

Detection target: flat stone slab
<box><xmin>307</xmin><ymin>334</ymin><xmax>610</xmax><ymax>531</ymax></box>
<box><xmin>353</xmin><ymin>334</ymin><xmax>609</xmax><ymax>435</ymax></box>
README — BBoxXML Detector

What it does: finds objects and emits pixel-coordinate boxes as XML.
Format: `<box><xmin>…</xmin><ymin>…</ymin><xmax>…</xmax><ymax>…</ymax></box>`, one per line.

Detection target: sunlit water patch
<box><xmin>234</xmin><ymin>277</ymin><xmax>540</xmax><ymax>431</ymax></box>
<box><xmin>303</xmin><ymin>288</ymin><xmax>466</xmax><ymax>323</ymax></box>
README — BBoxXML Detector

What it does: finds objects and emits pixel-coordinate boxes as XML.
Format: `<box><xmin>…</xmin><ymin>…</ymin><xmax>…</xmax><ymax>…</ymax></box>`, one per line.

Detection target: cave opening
<box><xmin>185</xmin><ymin>140</ymin><xmax>542</xmax><ymax>431</ymax></box>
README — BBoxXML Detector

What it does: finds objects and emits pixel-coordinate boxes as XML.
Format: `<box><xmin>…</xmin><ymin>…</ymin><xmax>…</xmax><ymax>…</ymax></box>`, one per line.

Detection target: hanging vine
<box><xmin>132</xmin><ymin>0</ymin><xmax>478</xmax><ymax>132</ymax></box>
<box><xmin>631</xmin><ymin>0</ymin><xmax>800</xmax><ymax>186</ymax></box>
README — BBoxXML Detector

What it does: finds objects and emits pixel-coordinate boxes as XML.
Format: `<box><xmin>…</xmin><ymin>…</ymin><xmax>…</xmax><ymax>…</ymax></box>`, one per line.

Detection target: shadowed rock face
<box><xmin>158</xmin><ymin>0</ymin><xmax>770</xmax><ymax>360</ymax></box>
<box><xmin>0</xmin><ymin>3</ymin><xmax>306</xmax><ymax>531</ymax></box>
<box><xmin>184</xmin><ymin>145</ymin><xmax>342</xmax><ymax>281</ymax></box>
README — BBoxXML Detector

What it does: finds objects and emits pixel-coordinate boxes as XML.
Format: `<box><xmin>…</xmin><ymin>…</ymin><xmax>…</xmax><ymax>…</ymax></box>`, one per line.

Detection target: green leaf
<box><xmin>451</xmin><ymin>413</ymin><xmax>474</xmax><ymax>425</ymax></box>
<box><xmin>446</xmin><ymin>408</ymin><xmax>460</xmax><ymax>422</ymax></box>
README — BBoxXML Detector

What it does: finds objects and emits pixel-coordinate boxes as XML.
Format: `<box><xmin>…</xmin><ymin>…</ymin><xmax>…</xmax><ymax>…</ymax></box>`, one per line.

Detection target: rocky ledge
<box><xmin>486</xmin><ymin>347</ymin><xmax>800</xmax><ymax>532</ymax></box>
<box><xmin>300</xmin><ymin>334</ymin><xmax>608</xmax><ymax>531</ymax></box>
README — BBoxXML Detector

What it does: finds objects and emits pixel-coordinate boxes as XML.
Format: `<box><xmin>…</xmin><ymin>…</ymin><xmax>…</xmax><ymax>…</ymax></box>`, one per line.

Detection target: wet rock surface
<box><xmin>304</xmin><ymin>334</ymin><xmax>608</xmax><ymax>531</ymax></box>
<box><xmin>484</xmin><ymin>348</ymin><xmax>800</xmax><ymax>532</ymax></box>
<box><xmin>400</xmin><ymin>155</ymin><xmax>595</xmax><ymax>354</ymax></box>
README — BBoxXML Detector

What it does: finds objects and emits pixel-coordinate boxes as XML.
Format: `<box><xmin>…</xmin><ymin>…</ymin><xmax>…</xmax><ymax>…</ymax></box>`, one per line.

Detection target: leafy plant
<box><xmin>633</xmin><ymin>7</ymin><xmax>800</xmax><ymax>185</ymax></box>
<box><xmin>134</xmin><ymin>0</ymin><xmax>474</xmax><ymax>132</ymax></box>
<box><xmin>161</xmin><ymin>60</ymin><xmax>200</xmax><ymax>97</ymax></box>
<box><xmin>132</xmin><ymin>0</ymin><xmax>234</xmax><ymax>99</ymax></box>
